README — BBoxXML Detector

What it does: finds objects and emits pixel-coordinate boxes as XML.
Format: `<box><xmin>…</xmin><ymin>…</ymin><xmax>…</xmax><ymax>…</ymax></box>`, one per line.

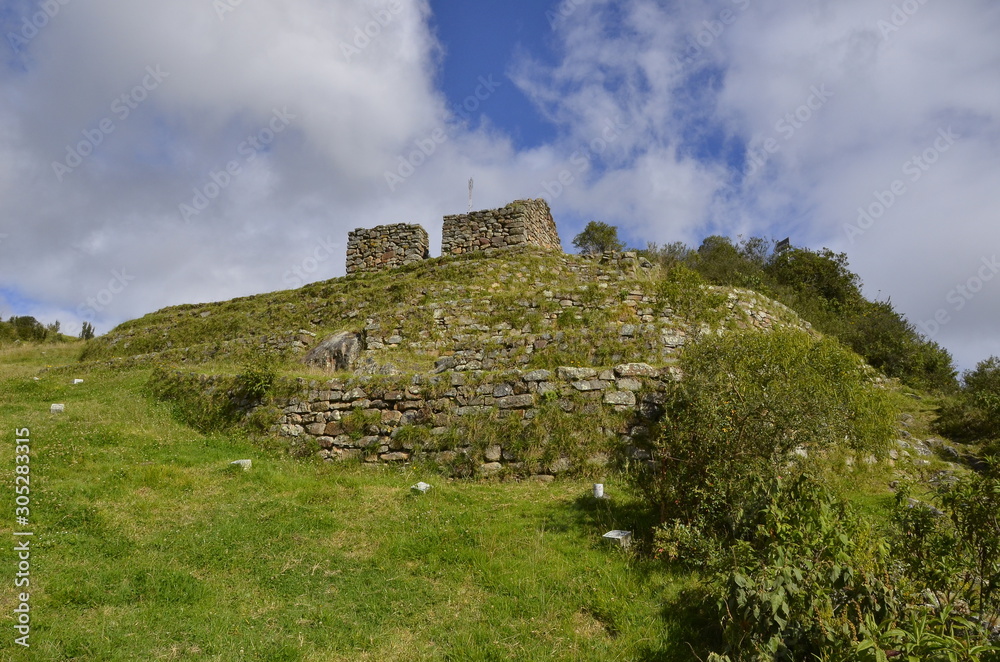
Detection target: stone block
<box><xmin>604</xmin><ymin>391</ymin><xmax>636</xmax><ymax>406</ymax></box>
<box><xmin>522</xmin><ymin>369</ymin><xmax>552</xmax><ymax>382</ymax></box>
<box><xmin>498</xmin><ymin>394</ymin><xmax>534</xmax><ymax>409</ymax></box>
<box><xmin>557</xmin><ymin>366</ymin><xmax>597</xmax><ymax>380</ymax></box>
<box><xmin>614</xmin><ymin>363</ymin><xmax>657</xmax><ymax>378</ymax></box>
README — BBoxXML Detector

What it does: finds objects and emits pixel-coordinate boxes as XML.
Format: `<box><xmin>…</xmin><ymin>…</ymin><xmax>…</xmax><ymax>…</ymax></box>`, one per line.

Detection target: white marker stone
<box><xmin>411</xmin><ymin>481</ymin><xmax>432</xmax><ymax>494</ymax></box>
<box><xmin>50</xmin><ymin>404</ymin><xmax>65</xmax><ymax>414</ymax></box>
<box><xmin>72</xmin><ymin>379</ymin><xmax>84</xmax><ymax>385</ymax></box>
<box><xmin>603</xmin><ymin>530</ymin><xmax>632</xmax><ymax>549</ymax></box>
<box><xmin>230</xmin><ymin>459</ymin><xmax>252</xmax><ymax>471</ymax></box>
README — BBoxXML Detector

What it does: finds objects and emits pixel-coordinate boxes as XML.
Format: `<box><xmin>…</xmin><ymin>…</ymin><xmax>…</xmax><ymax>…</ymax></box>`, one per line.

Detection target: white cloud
<box><xmin>1</xmin><ymin>0</ymin><xmax>998</xmax><ymax>371</ymax></box>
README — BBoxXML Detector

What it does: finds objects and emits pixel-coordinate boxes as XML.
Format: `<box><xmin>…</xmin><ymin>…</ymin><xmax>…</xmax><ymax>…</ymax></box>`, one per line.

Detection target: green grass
<box><xmin>0</xmin><ymin>344</ymin><xmax>698</xmax><ymax>660</ymax></box>
<box><xmin>74</xmin><ymin>247</ymin><xmax>804</xmax><ymax>380</ymax></box>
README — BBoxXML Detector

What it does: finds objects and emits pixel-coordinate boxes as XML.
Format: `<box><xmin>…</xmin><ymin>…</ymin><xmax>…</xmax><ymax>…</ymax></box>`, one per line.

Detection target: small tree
<box><xmin>80</xmin><ymin>321</ymin><xmax>95</xmax><ymax>340</ymax></box>
<box><xmin>572</xmin><ymin>221</ymin><xmax>625</xmax><ymax>256</ymax></box>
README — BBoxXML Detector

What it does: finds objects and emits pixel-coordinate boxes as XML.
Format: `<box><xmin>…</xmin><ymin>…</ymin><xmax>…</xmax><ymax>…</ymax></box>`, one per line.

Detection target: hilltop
<box><xmin>80</xmin><ymin>246</ymin><xmax>807</xmax><ymax>375</ymax></box>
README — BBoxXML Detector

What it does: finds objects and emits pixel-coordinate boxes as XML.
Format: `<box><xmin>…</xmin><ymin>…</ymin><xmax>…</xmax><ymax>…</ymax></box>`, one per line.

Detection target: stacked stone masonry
<box><xmin>346</xmin><ymin>223</ymin><xmax>429</xmax><ymax>274</ymax></box>
<box><xmin>345</xmin><ymin>199</ymin><xmax>562</xmax><ymax>275</ymax></box>
<box><xmin>268</xmin><ymin>362</ymin><xmax>678</xmax><ymax>476</ymax></box>
<box><xmin>441</xmin><ymin>199</ymin><xmax>561</xmax><ymax>256</ymax></box>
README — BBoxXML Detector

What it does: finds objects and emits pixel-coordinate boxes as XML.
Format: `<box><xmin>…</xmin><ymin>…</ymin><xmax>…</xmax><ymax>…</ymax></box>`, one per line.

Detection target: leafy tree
<box><xmin>842</xmin><ymin>300</ymin><xmax>957</xmax><ymax>391</ymax></box>
<box><xmin>571</xmin><ymin>221</ymin><xmax>625</xmax><ymax>255</ymax></box>
<box><xmin>80</xmin><ymin>321</ymin><xmax>95</xmax><ymax>340</ymax></box>
<box><xmin>8</xmin><ymin>315</ymin><xmax>47</xmax><ymax>342</ymax></box>
<box><xmin>766</xmin><ymin>247</ymin><xmax>863</xmax><ymax>311</ymax></box>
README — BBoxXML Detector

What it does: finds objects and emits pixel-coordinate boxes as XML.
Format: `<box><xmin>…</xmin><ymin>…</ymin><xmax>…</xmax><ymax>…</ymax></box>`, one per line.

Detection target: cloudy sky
<box><xmin>1</xmin><ymin>0</ymin><xmax>997</xmax><ymax>371</ymax></box>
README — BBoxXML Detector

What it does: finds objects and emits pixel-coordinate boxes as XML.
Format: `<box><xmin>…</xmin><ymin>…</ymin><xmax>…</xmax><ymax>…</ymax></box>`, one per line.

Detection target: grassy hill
<box><xmin>78</xmin><ymin>246</ymin><xmax>808</xmax><ymax>376</ymax></box>
<box><xmin>2</xmin><ymin>245</ymin><xmax>995</xmax><ymax>660</ymax></box>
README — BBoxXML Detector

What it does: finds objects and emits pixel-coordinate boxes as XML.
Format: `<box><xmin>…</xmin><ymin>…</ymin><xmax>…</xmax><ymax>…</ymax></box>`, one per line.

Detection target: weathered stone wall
<box><xmin>441</xmin><ymin>199</ymin><xmax>561</xmax><ymax>256</ymax></box>
<box><xmin>270</xmin><ymin>362</ymin><xmax>675</xmax><ymax>477</ymax></box>
<box><xmin>346</xmin><ymin>223</ymin><xmax>429</xmax><ymax>274</ymax></box>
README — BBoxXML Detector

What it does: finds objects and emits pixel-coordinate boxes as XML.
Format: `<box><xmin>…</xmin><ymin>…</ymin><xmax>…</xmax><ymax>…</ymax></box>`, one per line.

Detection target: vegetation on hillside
<box><xmin>639</xmin><ymin>236</ymin><xmax>958</xmax><ymax>392</ymax></box>
<box><xmin>0</xmin><ymin>315</ymin><xmax>68</xmax><ymax>343</ymax></box>
<box><xmin>637</xmin><ymin>328</ymin><xmax>998</xmax><ymax>660</ymax></box>
<box><xmin>937</xmin><ymin>357</ymin><xmax>1000</xmax><ymax>446</ymax></box>
<box><xmin>571</xmin><ymin>220</ymin><xmax>626</xmax><ymax>255</ymax></box>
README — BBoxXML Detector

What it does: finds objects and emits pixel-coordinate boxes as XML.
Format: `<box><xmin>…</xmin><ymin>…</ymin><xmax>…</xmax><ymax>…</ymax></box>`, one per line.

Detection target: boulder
<box><xmin>303</xmin><ymin>331</ymin><xmax>361</xmax><ymax>372</ymax></box>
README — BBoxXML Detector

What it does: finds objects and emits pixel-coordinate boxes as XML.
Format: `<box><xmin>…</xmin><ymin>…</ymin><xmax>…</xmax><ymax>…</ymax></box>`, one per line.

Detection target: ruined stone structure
<box><xmin>346</xmin><ymin>223</ymin><xmax>429</xmax><ymax>275</ymax></box>
<box><xmin>441</xmin><ymin>199</ymin><xmax>561</xmax><ymax>256</ymax></box>
<box><xmin>346</xmin><ymin>199</ymin><xmax>562</xmax><ymax>274</ymax></box>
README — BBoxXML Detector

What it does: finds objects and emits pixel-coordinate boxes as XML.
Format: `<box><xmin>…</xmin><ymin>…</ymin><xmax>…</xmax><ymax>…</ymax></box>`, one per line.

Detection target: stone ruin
<box><xmin>345</xmin><ymin>199</ymin><xmax>561</xmax><ymax>275</ymax></box>
<box><xmin>345</xmin><ymin>223</ymin><xmax>429</xmax><ymax>275</ymax></box>
<box><xmin>441</xmin><ymin>198</ymin><xmax>561</xmax><ymax>256</ymax></box>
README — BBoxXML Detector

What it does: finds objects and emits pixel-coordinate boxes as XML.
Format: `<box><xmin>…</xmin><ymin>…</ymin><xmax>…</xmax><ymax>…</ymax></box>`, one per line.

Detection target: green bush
<box><xmin>936</xmin><ymin>357</ymin><xmax>1000</xmax><ymax>442</ymax></box>
<box><xmin>851</xmin><ymin>476</ymin><xmax>1000</xmax><ymax>661</ymax></box>
<box><xmin>713</xmin><ymin>476</ymin><xmax>897</xmax><ymax>660</ymax></box>
<box><xmin>655</xmin><ymin>264</ymin><xmax>727</xmax><ymax>327</ymax></box>
<box><xmin>644</xmin><ymin>328</ymin><xmax>895</xmax><ymax>533</ymax></box>
<box><xmin>234</xmin><ymin>347</ymin><xmax>278</xmax><ymax>402</ymax></box>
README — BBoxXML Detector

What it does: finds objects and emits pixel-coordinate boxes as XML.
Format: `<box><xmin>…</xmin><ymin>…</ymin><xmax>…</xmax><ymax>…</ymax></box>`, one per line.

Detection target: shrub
<box><xmin>655</xmin><ymin>264</ymin><xmax>727</xmax><ymax>327</ymax></box>
<box><xmin>840</xmin><ymin>300</ymin><xmax>957</xmax><ymax>392</ymax></box>
<box><xmin>644</xmin><ymin>328</ymin><xmax>895</xmax><ymax>533</ymax></box>
<box><xmin>713</xmin><ymin>476</ymin><xmax>897</xmax><ymax>660</ymax></box>
<box><xmin>690</xmin><ymin>235</ymin><xmax>766</xmax><ymax>288</ymax></box>
<box><xmin>642</xmin><ymin>240</ymin><xmax>693</xmax><ymax>271</ymax></box>
<box><xmin>234</xmin><ymin>347</ymin><xmax>278</xmax><ymax>403</ymax></box>
<box><xmin>936</xmin><ymin>356</ymin><xmax>1000</xmax><ymax>442</ymax></box>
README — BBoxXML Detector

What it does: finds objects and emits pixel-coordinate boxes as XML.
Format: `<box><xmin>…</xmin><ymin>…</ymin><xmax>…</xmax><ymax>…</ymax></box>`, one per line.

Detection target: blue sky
<box><xmin>0</xmin><ymin>0</ymin><xmax>998</xmax><ymax>372</ymax></box>
<box><xmin>430</xmin><ymin>0</ymin><xmax>559</xmax><ymax>150</ymax></box>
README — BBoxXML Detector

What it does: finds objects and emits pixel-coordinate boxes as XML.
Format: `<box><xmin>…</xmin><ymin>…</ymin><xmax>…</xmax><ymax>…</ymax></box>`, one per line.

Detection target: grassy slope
<box><xmin>0</xmin><ymin>252</ymin><xmax>976</xmax><ymax>659</ymax></box>
<box><xmin>77</xmin><ymin>247</ymin><xmax>806</xmax><ymax>377</ymax></box>
<box><xmin>0</xmin><ymin>342</ymin><xmax>697</xmax><ymax>661</ymax></box>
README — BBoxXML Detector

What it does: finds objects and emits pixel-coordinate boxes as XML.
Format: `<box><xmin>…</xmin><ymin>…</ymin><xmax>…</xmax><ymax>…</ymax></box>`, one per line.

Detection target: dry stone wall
<box><xmin>441</xmin><ymin>199</ymin><xmax>561</xmax><ymax>256</ymax></box>
<box><xmin>269</xmin><ymin>362</ymin><xmax>676</xmax><ymax>477</ymax></box>
<box><xmin>346</xmin><ymin>223</ymin><xmax>429</xmax><ymax>274</ymax></box>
